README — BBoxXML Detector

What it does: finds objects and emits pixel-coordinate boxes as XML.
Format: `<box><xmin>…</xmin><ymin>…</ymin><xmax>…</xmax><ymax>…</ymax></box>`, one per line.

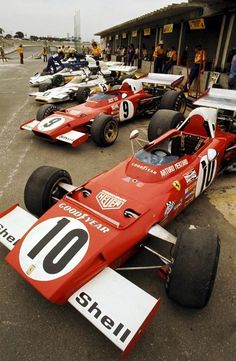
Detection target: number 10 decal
<box><xmin>196</xmin><ymin>155</ymin><xmax>217</xmax><ymax>197</ymax></box>
<box><xmin>19</xmin><ymin>217</ymin><xmax>90</xmax><ymax>281</ymax></box>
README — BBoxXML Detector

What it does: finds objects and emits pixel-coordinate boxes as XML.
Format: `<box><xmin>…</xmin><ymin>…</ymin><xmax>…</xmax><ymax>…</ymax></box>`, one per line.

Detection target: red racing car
<box><xmin>20</xmin><ymin>74</ymin><xmax>186</xmax><ymax>148</ymax></box>
<box><xmin>1</xmin><ymin>106</ymin><xmax>235</xmax><ymax>359</ymax></box>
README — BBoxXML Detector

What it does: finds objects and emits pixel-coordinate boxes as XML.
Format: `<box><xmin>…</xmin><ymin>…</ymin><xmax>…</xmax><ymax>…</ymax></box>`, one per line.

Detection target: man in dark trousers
<box><xmin>153</xmin><ymin>40</ymin><xmax>164</xmax><ymax>73</ymax></box>
<box><xmin>183</xmin><ymin>44</ymin><xmax>206</xmax><ymax>92</ymax></box>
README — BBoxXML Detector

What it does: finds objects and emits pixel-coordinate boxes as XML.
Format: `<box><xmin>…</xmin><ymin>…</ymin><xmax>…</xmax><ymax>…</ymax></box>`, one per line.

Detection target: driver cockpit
<box><xmin>135</xmin><ymin>133</ymin><xmax>205</xmax><ymax>166</ymax></box>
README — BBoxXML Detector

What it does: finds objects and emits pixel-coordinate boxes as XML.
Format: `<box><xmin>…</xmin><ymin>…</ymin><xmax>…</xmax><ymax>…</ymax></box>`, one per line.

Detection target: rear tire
<box><xmin>36</xmin><ymin>104</ymin><xmax>57</xmax><ymax>121</ymax></box>
<box><xmin>76</xmin><ymin>87</ymin><xmax>90</xmax><ymax>104</ymax></box>
<box><xmin>91</xmin><ymin>114</ymin><xmax>119</xmax><ymax>147</ymax></box>
<box><xmin>160</xmin><ymin>90</ymin><xmax>186</xmax><ymax>113</ymax></box>
<box><xmin>39</xmin><ymin>82</ymin><xmax>52</xmax><ymax>92</ymax></box>
<box><xmin>147</xmin><ymin>109</ymin><xmax>184</xmax><ymax>141</ymax></box>
<box><xmin>52</xmin><ymin>74</ymin><xmax>65</xmax><ymax>87</ymax></box>
<box><xmin>24</xmin><ymin>166</ymin><xmax>72</xmax><ymax>217</ymax></box>
<box><xmin>166</xmin><ymin>226</ymin><xmax>220</xmax><ymax>308</ymax></box>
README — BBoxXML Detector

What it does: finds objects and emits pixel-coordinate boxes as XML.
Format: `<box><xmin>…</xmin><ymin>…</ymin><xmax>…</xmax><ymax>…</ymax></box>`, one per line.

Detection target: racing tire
<box><xmin>36</xmin><ymin>104</ymin><xmax>57</xmax><ymax>121</ymax></box>
<box><xmin>24</xmin><ymin>166</ymin><xmax>72</xmax><ymax>217</ymax></box>
<box><xmin>166</xmin><ymin>226</ymin><xmax>220</xmax><ymax>308</ymax></box>
<box><xmin>76</xmin><ymin>87</ymin><xmax>90</xmax><ymax>104</ymax></box>
<box><xmin>147</xmin><ymin>109</ymin><xmax>185</xmax><ymax>142</ymax></box>
<box><xmin>91</xmin><ymin>114</ymin><xmax>119</xmax><ymax>147</ymax></box>
<box><xmin>52</xmin><ymin>74</ymin><xmax>65</xmax><ymax>87</ymax></box>
<box><xmin>160</xmin><ymin>90</ymin><xmax>186</xmax><ymax>113</ymax></box>
<box><xmin>38</xmin><ymin>82</ymin><xmax>52</xmax><ymax>92</ymax></box>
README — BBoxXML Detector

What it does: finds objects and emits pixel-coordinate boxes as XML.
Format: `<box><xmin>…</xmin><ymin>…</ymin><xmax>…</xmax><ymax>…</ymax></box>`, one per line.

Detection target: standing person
<box><xmin>163</xmin><ymin>46</ymin><xmax>177</xmax><ymax>73</ymax></box>
<box><xmin>153</xmin><ymin>40</ymin><xmax>164</xmax><ymax>73</ymax></box>
<box><xmin>0</xmin><ymin>46</ymin><xmax>7</xmax><ymax>62</ymax></box>
<box><xmin>42</xmin><ymin>47</ymin><xmax>48</xmax><ymax>62</ymax></box>
<box><xmin>105</xmin><ymin>44</ymin><xmax>111</xmax><ymax>61</ymax></box>
<box><xmin>17</xmin><ymin>44</ymin><xmax>24</xmax><ymax>64</ymax></box>
<box><xmin>228</xmin><ymin>53</ymin><xmax>236</xmax><ymax>90</ymax></box>
<box><xmin>90</xmin><ymin>42</ymin><xmax>101</xmax><ymax>60</ymax></box>
<box><xmin>183</xmin><ymin>44</ymin><xmax>206</xmax><ymax>92</ymax></box>
<box><xmin>127</xmin><ymin>43</ymin><xmax>135</xmax><ymax>66</ymax></box>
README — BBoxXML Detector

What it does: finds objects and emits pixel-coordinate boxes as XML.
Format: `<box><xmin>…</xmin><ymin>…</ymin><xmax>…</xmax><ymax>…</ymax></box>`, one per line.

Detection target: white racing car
<box><xmin>29</xmin><ymin>56</ymin><xmax>124</xmax><ymax>89</ymax></box>
<box><xmin>29</xmin><ymin>66</ymin><xmax>138</xmax><ymax>104</ymax></box>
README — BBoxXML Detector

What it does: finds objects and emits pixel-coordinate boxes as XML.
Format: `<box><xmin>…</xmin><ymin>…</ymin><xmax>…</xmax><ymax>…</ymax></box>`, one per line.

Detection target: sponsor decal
<box><xmin>96</xmin><ymin>190</ymin><xmax>126</xmax><ymax>210</ymax></box>
<box><xmin>185</xmin><ymin>181</ymin><xmax>197</xmax><ymax>194</ymax></box>
<box><xmin>172</xmin><ymin>180</ymin><xmax>181</xmax><ymax>191</ymax></box>
<box><xmin>131</xmin><ymin>162</ymin><xmax>157</xmax><ymax>175</ymax></box>
<box><xmin>59</xmin><ymin>203</ymin><xmax>110</xmax><ymax>233</ymax></box>
<box><xmin>184</xmin><ymin>169</ymin><xmax>198</xmax><ymax>184</ymax></box>
<box><xmin>0</xmin><ymin>223</ymin><xmax>18</xmax><ymax>246</ymax></box>
<box><xmin>185</xmin><ymin>190</ymin><xmax>195</xmax><ymax>200</ymax></box>
<box><xmin>185</xmin><ymin>194</ymin><xmax>195</xmax><ymax>206</ymax></box>
<box><xmin>164</xmin><ymin>201</ymin><xmax>175</xmax><ymax>217</ymax></box>
<box><xmin>19</xmin><ymin>216</ymin><xmax>90</xmax><ymax>281</ymax></box>
<box><xmin>122</xmin><ymin>176</ymin><xmax>144</xmax><ymax>188</ymax></box>
<box><xmin>75</xmin><ymin>292</ymin><xmax>131</xmax><ymax>343</ymax></box>
<box><xmin>160</xmin><ymin>159</ymin><xmax>188</xmax><ymax>177</ymax></box>
<box><xmin>111</xmin><ymin>103</ymin><xmax>119</xmax><ymax>110</ymax></box>
<box><xmin>174</xmin><ymin>199</ymin><xmax>183</xmax><ymax>211</ymax></box>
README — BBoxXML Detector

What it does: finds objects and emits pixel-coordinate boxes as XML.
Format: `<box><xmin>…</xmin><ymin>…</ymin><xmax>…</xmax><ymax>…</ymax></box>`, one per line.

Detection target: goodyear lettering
<box><xmin>131</xmin><ymin>162</ymin><xmax>157</xmax><ymax>175</ymax></box>
<box><xmin>76</xmin><ymin>292</ymin><xmax>131</xmax><ymax>343</ymax></box>
<box><xmin>59</xmin><ymin>203</ymin><xmax>110</xmax><ymax>233</ymax></box>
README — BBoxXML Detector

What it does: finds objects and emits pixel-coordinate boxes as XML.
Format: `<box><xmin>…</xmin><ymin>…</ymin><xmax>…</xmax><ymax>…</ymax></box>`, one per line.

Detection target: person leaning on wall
<box><xmin>163</xmin><ymin>46</ymin><xmax>177</xmax><ymax>74</ymax></box>
<box><xmin>183</xmin><ymin>44</ymin><xmax>206</xmax><ymax>92</ymax></box>
<box><xmin>228</xmin><ymin>52</ymin><xmax>236</xmax><ymax>90</ymax></box>
<box><xmin>153</xmin><ymin>40</ymin><xmax>165</xmax><ymax>73</ymax></box>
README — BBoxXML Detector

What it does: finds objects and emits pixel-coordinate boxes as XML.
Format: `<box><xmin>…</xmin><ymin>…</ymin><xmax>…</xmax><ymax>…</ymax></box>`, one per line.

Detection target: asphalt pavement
<box><xmin>0</xmin><ymin>50</ymin><xmax>235</xmax><ymax>361</ymax></box>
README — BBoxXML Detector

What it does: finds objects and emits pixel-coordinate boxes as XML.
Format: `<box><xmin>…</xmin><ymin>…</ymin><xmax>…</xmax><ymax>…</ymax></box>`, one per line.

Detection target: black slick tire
<box><xmin>24</xmin><ymin>166</ymin><xmax>72</xmax><ymax>217</ymax></box>
<box><xmin>36</xmin><ymin>104</ymin><xmax>57</xmax><ymax>121</ymax></box>
<box><xmin>91</xmin><ymin>114</ymin><xmax>119</xmax><ymax>147</ymax></box>
<box><xmin>76</xmin><ymin>87</ymin><xmax>90</xmax><ymax>104</ymax></box>
<box><xmin>147</xmin><ymin>109</ymin><xmax>185</xmax><ymax>141</ymax></box>
<box><xmin>52</xmin><ymin>74</ymin><xmax>65</xmax><ymax>87</ymax></box>
<box><xmin>166</xmin><ymin>226</ymin><xmax>220</xmax><ymax>308</ymax></box>
<box><xmin>39</xmin><ymin>82</ymin><xmax>52</xmax><ymax>92</ymax></box>
<box><xmin>160</xmin><ymin>90</ymin><xmax>186</xmax><ymax>113</ymax></box>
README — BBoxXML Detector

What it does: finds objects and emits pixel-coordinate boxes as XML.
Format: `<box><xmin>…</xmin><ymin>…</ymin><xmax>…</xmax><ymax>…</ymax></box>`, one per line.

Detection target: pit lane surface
<box><xmin>0</xmin><ymin>56</ymin><xmax>235</xmax><ymax>361</ymax></box>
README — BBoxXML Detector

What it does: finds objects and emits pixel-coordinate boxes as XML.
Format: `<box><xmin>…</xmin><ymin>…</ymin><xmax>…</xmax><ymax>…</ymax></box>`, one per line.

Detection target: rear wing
<box><xmin>140</xmin><ymin>73</ymin><xmax>184</xmax><ymax>87</ymax></box>
<box><xmin>194</xmin><ymin>87</ymin><xmax>236</xmax><ymax>112</ymax></box>
<box><xmin>69</xmin><ymin>267</ymin><xmax>160</xmax><ymax>360</ymax></box>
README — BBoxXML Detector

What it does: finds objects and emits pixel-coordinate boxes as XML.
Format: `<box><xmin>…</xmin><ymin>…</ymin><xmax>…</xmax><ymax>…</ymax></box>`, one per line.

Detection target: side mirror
<box><xmin>129</xmin><ymin>129</ymin><xmax>139</xmax><ymax>140</ymax></box>
<box><xmin>207</xmin><ymin>148</ymin><xmax>217</xmax><ymax>162</ymax></box>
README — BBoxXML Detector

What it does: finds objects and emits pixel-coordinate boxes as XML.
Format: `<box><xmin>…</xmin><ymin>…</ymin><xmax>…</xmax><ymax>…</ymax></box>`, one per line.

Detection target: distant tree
<box><xmin>15</xmin><ymin>31</ymin><xmax>24</xmax><ymax>39</ymax></box>
<box><xmin>0</xmin><ymin>27</ymin><xmax>4</xmax><ymax>35</ymax></box>
<box><xmin>5</xmin><ymin>34</ymin><xmax>12</xmax><ymax>39</ymax></box>
<box><xmin>30</xmin><ymin>35</ymin><xmax>38</xmax><ymax>41</ymax></box>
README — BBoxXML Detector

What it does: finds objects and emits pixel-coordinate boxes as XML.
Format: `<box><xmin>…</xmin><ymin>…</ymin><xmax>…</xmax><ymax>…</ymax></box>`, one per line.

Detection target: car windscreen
<box><xmin>135</xmin><ymin>149</ymin><xmax>179</xmax><ymax>166</ymax></box>
<box><xmin>89</xmin><ymin>93</ymin><xmax>119</xmax><ymax>101</ymax></box>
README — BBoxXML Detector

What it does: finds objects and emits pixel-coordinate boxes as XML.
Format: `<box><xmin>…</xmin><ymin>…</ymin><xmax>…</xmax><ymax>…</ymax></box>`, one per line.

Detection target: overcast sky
<box><xmin>0</xmin><ymin>0</ymin><xmax>186</xmax><ymax>41</ymax></box>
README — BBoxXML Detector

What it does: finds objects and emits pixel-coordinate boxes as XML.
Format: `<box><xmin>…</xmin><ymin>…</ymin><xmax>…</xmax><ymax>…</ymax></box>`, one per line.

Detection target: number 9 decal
<box><xmin>37</xmin><ymin>116</ymin><xmax>65</xmax><ymax>131</ymax></box>
<box><xmin>19</xmin><ymin>217</ymin><xmax>90</xmax><ymax>281</ymax></box>
<box><xmin>119</xmin><ymin>100</ymin><xmax>134</xmax><ymax>121</ymax></box>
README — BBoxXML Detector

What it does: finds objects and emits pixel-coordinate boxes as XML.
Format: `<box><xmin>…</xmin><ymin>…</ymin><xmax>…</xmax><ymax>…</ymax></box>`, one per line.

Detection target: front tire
<box><xmin>147</xmin><ymin>109</ymin><xmax>184</xmax><ymax>141</ymax></box>
<box><xmin>36</xmin><ymin>104</ymin><xmax>57</xmax><ymax>121</ymax></box>
<box><xmin>160</xmin><ymin>90</ymin><xmax>186</xmax><ymax>113</ymax></box>
<box><xmin>166</xmin><ymin>226</ymin><xmax>220</xmax><ymax>308</ymax></box>
<box><xmin>24</xmin><ymin>166</ymin><xmax>72</xmax><ymax>217</ymax></box>
<box><xmin>91</xmin><ymin>114</ymin><xmax>119</xmax><ymax>147</ymax></box>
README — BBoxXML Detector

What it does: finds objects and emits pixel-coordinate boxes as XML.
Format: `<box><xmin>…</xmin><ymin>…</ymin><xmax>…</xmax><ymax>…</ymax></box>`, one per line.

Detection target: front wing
<box><xmin>0</xmin><ymin>205</ymin><xmax>160</xmax><ymax>359</ymax></box>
